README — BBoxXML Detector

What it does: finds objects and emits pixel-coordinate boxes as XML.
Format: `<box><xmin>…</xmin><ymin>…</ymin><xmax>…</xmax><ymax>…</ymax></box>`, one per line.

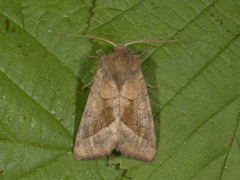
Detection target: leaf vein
<box><xmin>83</xmin><ymin>0</ymin><xmax>97</xmax><ymax>33</ymax></box>
<box><xmin>147</xmin><ymin>94</ymin><xmax>240</xmax><ymax>180</ymax></box>
<box><xmin>90</xmin><ymin>0</ymin><xmax>145</xmax><ymax>32</ymax></box>
<box><xmin>143</xmin><ymin>0</ymin><xmax>220</xmax><ymax>67</ymax></box>
<box><xmin>17</xmin><ymin>153</ymin><xmax>67</xmax><ymax>179</ymax></box>
<box><xmin>154</xmin><ymin>32</ymin><xmax>240</xmax><ymax>119</ymax></box>
<box><xmin>219</xmin><ymin>108</ymin><xmax>240</xmax><ymax>179</ymax></box>
<box><xmin>0</xmin><ymin>11</ymin><xmax>85</xmax><ymax>85</ymax></box>
<box><xmin>188</xmin><ymin>150</ymin><xmax>227</xmax><ymax>180</ymax></box>
<box><xmin>0</xmin><ymin>138</ymin><xmax>70</xmax><ymax>152</ymax></box>
<box><xmin>0</xmin><ymin>70</ymin><xmax>72</xmax><ymax>138</ymax></box>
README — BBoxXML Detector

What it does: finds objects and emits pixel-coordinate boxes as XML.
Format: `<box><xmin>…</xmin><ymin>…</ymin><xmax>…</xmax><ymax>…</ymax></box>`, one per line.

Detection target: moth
<box><xmin>67</xmin><ymin>34</ymin><xmax>175</xmax><ymax>161</ymax></box>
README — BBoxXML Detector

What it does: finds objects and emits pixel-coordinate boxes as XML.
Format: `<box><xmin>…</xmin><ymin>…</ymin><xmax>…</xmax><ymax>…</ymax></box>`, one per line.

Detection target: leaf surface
<box><xmin>0</xmin><ymin>0</ymin><xmax>240</xmax><ymax>179</ymax></box>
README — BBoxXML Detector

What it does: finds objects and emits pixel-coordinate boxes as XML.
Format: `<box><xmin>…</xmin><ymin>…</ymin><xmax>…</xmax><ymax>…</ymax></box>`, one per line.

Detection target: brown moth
<box><xmin>67</xmin><ymin>34</ymin><xmax>175</xmax><ymax>161</ymax></box>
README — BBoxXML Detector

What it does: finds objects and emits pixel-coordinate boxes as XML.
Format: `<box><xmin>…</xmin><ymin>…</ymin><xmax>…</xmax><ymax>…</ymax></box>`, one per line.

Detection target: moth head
<box><xmin>113</xmin><ymin>44</ymin><xmax>128</xmax><ymax>52</ymax></box>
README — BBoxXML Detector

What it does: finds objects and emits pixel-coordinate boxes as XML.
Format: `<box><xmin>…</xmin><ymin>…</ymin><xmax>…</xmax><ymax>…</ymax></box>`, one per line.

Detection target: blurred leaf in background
<box><xmin>0</xmin><ymin>0</ymin><xmax>240</xmax><ymax>179</ymax></box>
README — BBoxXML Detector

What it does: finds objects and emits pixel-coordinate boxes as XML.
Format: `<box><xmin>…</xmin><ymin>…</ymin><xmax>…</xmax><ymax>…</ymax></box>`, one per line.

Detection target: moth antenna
<box><xmin>58</xmin><ymin>32</ymin><xmax>117</xmax><ymax>47</ymax></box>
<box><xmin>124</xmin><ymin>39</ymin><xmax>177</xmax><ymax>47</ymax></box>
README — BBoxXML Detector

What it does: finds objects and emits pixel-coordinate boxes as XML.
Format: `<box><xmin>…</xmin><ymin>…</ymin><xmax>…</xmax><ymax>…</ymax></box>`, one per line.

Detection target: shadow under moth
<box><xmin>67</xmin><ymin>34</ymin><xmax>176</xmax><ymax>161</ymax></box>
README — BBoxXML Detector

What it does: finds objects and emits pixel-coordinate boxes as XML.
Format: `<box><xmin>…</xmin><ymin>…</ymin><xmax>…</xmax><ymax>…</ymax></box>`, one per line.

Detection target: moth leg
<box><xmin>82</xmin><ymin>81</ymin><xmax>93</xmax><ymax>89</ymax></box>
<box><xmin>146</xmin><ymin>83</ymin><xmax>159</xmax><ymax>88</ymax></box>
<box><xmin>88</xmin><ymin>56</ymin><xmax>99</xmax><ymax>59</ymax></box>
<box><xmin>105</xmin><ymin>157</ymin><xmax>113</xmax><ymax>167</ymax></box>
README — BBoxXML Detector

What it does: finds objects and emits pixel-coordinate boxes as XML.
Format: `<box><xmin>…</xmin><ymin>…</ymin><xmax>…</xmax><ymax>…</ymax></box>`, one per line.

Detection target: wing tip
<box><xmin>73</xmin><ymin>134</ymin><xmax>117</xmax><ymax>160</ymax></box>
<box><xmin>74</xmin><ymin>143</ymin><xmax>114</xmax><ymax>160</ymax></box>
<box><xmin>117</xmin><ymin>142</ymin><xmax>156</xmax><ymax>162</ymax></box>
<box><xmin>121</xmin><ymin>149</ymin><xmax>156</xmax><ymax>162</ymax></box>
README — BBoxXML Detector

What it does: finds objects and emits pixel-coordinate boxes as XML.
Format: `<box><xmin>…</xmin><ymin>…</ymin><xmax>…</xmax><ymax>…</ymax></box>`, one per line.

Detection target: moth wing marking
<box><xmin>118</xmin><ymin>71</ymin><xmax>156</xmax><ymax>161</ymax></box>
<box><xmin>74</xmin><ymin>68</ymin><xmax>119</xmax><ymax>160</ymax></box>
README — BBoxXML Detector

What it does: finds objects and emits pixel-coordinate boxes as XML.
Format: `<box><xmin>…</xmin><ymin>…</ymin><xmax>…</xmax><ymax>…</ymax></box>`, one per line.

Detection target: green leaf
<box><xmin>0</xmin><ymin>0</ymin><xmax>240</xmax><ymax>179</ymax></box>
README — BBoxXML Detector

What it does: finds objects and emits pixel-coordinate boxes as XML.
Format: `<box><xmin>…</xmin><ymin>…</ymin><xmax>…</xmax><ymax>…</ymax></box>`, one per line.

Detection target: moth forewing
<box><xmin>74</xmin><ymin>67</ymin><xmax>118</xmax><ymax>159</ymax></box>
<box><xmin>117</xmin><ymin>68</ymin><xmax>156</xmax><ymax>161</ymax></box>
<box><xmin>74</xmin><ymin>45</ymin><xmax>156</xmax><ymax>161</ymax></box>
